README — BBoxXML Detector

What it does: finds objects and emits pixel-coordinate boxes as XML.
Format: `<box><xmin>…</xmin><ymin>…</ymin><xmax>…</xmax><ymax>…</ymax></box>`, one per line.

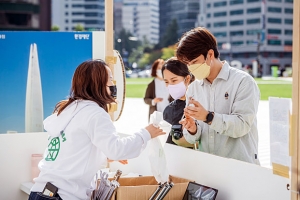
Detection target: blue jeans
<box><xmin>28</xmin><ymin>192</ymin><xmax>63</xmax><ymax>200</ymax></box>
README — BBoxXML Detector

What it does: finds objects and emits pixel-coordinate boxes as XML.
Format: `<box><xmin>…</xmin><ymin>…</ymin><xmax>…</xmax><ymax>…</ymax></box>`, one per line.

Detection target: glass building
<box><xmin>52</xmin><ymin>0</ymin><xmax>105</xmax><ymax>31</ymax></box>
<box><xmin>0</xmin><ymin>0</ymin><xmax>51</xmax><ymax>31</ymax></box>
<box><xmin>122</xmin><ymin>0</ymin><xmax>159</xmax><ymax>44</ymax></box>
<box><xmin>159</xmin><ymin>0</ymin><xmax>200</xmax><ymax>40</ymax></box>
<box><xmin>198</xmin><ymin>0</ymin><xmax>293</xmax><ymax>76</ymax></box>
<box><xmin>160</xmin><ymin>0</ymin><xmax>293</xmax><ymax>76</ymax></box>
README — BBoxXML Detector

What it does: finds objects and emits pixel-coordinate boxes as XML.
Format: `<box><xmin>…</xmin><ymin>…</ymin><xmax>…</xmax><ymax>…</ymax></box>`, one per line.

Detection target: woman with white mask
<box><xmin>144</xmin><ymin>59</ymin><xmax>170</xmax><ymax>121</ymax></box>
<box><xmin>161</xmin><ymin>57</ymin><xmax>195</xmax><ymax>145</ymax></box>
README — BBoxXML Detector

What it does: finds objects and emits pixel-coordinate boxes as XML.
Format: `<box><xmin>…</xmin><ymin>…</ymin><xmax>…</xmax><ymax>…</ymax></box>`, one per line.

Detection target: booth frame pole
<box><xmin>291</xmin><ymin>0</ymin><xmax>300</xmax><ymax>199</ymax></box>
<box><xmin>105</xmin><ymin>0</ymin><xmax>114</xmax><ymax>73</ymax></box>
<box><xmin>105</xmin><ymin>0</ymin><xmax>115</xmax><ymax>120</ymax></box>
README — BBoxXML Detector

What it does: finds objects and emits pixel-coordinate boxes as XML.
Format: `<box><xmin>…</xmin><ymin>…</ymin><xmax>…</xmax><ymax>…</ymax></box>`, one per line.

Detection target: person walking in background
<box><xmin>144</xmin><ymin>59</ymin><xmax>170</xmax><ymax>121</ymax></box>
<box><xmin>161</xmin><ymin>57</ymin><xmax>195</xmax><ymax>146</ymax></box>
<box><xmin>175</xmin><ymin>27</ymin><xmax>260</xmax><ymax>165</ymax></box>
<box><xmin>28</xmin><ymin>59</ymin><xmax>165</xmax><ymax>200</ymax></box>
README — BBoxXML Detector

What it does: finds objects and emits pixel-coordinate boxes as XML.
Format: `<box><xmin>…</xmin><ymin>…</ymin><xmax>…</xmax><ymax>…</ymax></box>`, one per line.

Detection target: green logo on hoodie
<box><xmin>45</xmin><ymin>137</ymin><xmax>60</xmax><ymax>161</ymax></box>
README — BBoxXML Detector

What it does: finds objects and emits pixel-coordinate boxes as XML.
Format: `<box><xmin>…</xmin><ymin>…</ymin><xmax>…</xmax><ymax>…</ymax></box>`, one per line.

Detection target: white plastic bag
<box><xmin>148</xmin><ymin>111</ymin><xmax>171</xmax><ymax>183</ymax></box>
<box><xmin>149</xmin><ymin>111</ymin><xmax>171</xmax><ymax>146</ymax></box>
<box><xmin>150</xmin><ymin>111</ymin><xmax>163</xmax><ymax>127</ymax></box>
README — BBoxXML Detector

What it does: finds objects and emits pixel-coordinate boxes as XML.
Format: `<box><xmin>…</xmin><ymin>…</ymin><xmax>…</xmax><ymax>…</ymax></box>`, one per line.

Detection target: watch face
<box><xmin>206</xmin><ymin>112</ymin><xmax>214</xmax><ymax>122</ymax></box>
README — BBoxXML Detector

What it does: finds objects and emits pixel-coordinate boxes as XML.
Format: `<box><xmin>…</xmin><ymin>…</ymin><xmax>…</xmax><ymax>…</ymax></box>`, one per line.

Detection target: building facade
<box><xmin>52</xmin><ymin>0</ymin><xmax>105</xmax><ymax>31</ymax></box>
<box><xmin>0</xmin><ymin>0</ymin><xmax>51</xmax><ymax>31</ymax></box>
<box><xmin>122</xmin><ymin>0</ymin><xmax>159</xmax><ymax>44</ymax></box>
<box><xmin>114</xmin><ymin>0</ymin><xmax>123</xmax><ymax>34</ymax></box>
<box><xmin>159</xmin><ymin>0</ymin><xmax>200</xmax><ymax>41</ymax></box>
<box><xmin>200</xmin><ymin>0</ymin><xmax>293</xmax><ymax>76</ymax></box>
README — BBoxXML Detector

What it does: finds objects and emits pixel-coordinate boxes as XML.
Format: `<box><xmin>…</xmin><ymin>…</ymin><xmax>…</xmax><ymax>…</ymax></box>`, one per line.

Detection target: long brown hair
<box><xmin>54</xmin><ymin>59</ymin><xmax>115</xmax><ymax>115</ymax></box>
<box><xmin>150</xmin><ymin>59</ymin><xmax>164</xmax><ymax>77</ymax></box>
<box><xmin>176</xmin><ymin>27</ymin><xmax>219</xmax><ymax>64</ymax></box>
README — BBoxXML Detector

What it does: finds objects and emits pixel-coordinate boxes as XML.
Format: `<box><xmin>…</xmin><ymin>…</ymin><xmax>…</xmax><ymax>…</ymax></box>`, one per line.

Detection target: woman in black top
<box><xmin>161</xmin><ymin>58</ymin><xmax>195</xmax><ymax>145</ymax></box>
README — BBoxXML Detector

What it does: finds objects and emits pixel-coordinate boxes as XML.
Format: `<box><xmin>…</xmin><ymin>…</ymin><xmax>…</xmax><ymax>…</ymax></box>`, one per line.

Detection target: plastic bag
<box><xmin>150</xmin><ymin>111</ymin><xmax>171</xmax><ymax>146</ymax></box>
<box><xmin>148</xmin><ymin>111</ymin><xmax>171</xmax><ymax>183</ymax></box>
<box><xmin>193</xmin><ymin>187</ymin><xmax>216</xmax><ymax>200</ymax></box>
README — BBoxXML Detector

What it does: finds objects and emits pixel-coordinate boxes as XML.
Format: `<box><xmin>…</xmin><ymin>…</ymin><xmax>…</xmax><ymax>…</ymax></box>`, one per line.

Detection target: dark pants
<box><xmin>28</xmin><ymin>192</ymin><xmax>63</xmax><ymax>200</ymax></box>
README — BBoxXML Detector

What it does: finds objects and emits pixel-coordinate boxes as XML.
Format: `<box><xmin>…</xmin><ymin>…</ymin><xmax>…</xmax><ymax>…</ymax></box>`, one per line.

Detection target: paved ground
<box><xmin>113</xmin><ymin>98</ymin><xmax>271</xmax><ymax>168</ymax></box>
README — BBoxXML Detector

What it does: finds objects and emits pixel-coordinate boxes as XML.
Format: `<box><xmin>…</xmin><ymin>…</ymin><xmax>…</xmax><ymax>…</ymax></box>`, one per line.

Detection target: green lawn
<box><xmin>257</xmin><ymin>84</ymin><xmax>292</xmax><ymax>100</ymax></box>
<box><xmin>125</xmin><ymin>77</ymin><xmax>292</xmax><ymax>100</ymax></box>
<box><xmin>125</xmin><ymin>78</ymin><xmax>152</xmax><ymax>98</ymax></box>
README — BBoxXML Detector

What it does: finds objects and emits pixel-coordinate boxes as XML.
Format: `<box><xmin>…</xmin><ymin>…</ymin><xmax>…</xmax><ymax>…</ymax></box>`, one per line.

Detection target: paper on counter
<box><xmin>269</xmin><ymin>97</ymin><xmax>291</xmax><ymax>171</ymax></box>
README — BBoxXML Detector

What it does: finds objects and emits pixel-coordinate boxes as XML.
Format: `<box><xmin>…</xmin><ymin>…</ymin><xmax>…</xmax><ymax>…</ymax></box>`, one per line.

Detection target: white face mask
<box><xmin>156</xmin><ymin>70</ymin><xmax>163</xmax><ymax>78</ymax></box>
<box><xmin>188</xmin><ymin>57</ymin><xmax>212</xmax><ymax>80</ymax></box>
<box><xmin>167</xmin><ymin>80</ymin><xmax>187</xmax><ymax>100</ymax></box>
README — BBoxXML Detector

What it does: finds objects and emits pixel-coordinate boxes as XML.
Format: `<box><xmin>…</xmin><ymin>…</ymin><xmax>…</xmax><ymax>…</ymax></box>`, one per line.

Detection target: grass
<box><xmin>125</xmin><ymin>77</ymin><xmax>292</xmax><ymax>100</ymax></box>
<box><xmin>257</xmin><ymin>84</ymin><xmax>292</xmax><ymax>100</ymax></box>
<box><xmin>125</xmin><ymin>78</ymin><xmax>152</xmax><ymax>98</ymax></box>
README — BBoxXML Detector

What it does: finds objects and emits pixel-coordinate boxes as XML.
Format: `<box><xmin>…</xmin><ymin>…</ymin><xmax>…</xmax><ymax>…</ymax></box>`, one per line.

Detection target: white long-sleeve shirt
<box><xmin>31</xmin><ymin>100</ymin><xmax>151</xmax><ymax>200</ymax></box>
<box><xmin>183</xmin><ymin>61</ymin><xmax>260</xmax><ymax>165</ymax></box>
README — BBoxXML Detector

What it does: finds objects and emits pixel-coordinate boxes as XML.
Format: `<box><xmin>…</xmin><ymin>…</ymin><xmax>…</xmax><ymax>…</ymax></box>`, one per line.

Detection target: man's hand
<box><xmin>184</xmin><ymin>99</ymin><xmax>208</xmax><ymax>121</ymax></box>
<box><xmin>179</xmin><ymin>113</ymin><xmax>197</xmax><ymax>135</ymax></box>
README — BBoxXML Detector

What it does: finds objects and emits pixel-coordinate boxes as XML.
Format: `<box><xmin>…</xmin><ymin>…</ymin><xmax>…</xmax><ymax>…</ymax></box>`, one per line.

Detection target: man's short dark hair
<box><xmin>176</xmin><ymin>27</ymin><xmax>219</xmax><ymax>64</ymax></box>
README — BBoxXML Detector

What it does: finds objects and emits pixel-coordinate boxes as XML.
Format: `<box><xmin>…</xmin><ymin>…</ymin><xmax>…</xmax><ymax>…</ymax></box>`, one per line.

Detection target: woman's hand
<box><xmin>153</xmin><ymin>97</ymin><xmax>163</xmax><ymax>103</ymax></box>
<box><xmin>145</xmin><ymin>124</ymin><xmax>165</xmax><ymax>138</ymax></box>
<box><xmin>184</xmin><ymin>99</ymin><xmax>208</xmax><ymax>121</ymax></box>
<box><xmin>107</xmin><ymin>159</ymin><xmax>128</xmax><ymax>165</ymax></box>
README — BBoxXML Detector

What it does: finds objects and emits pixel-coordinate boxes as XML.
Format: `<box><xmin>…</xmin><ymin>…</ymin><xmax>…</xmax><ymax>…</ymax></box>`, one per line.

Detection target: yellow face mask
<box><xmin>188</xmin><ymin>58</ymin><xmax>212</xmax><ymax>80</ymax></box>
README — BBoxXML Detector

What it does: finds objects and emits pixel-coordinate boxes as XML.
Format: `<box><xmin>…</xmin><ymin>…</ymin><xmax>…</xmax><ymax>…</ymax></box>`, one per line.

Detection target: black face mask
<box><xmin>108</xmin><ymin>85</ymin><xmax>117</xmax><ymax>98</ymax></box>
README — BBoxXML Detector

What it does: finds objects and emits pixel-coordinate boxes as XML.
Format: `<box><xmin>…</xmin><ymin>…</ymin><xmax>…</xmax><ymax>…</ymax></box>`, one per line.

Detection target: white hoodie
<box><xmin>31</xmin><ymin>100</ymin><xmax>151</xmax><ymax>200</ymax></box>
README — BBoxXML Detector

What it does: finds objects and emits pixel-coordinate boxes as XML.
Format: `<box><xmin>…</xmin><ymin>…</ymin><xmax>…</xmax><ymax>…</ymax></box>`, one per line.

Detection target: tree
<box><xmin>141</xmin><ymin>35</ymin><xmax>152</xmax><ymax>49</ymax></box>
<box><xmin>128</xmin><ymin>46</ymin><xmax>144</xmax><ymax>67</ymax></box>
<box><xmin>160</xmin><ymin>19</ymin><xmax>179</xmax><ymax>48</ymax></box>
<box><xmin>114</xmin><ymin>28</ymin><xmax>141</xmax><ymax>67</ymax></box>
<box><xmin>136</xmin><ymin>50</ymin><xmax>162</xmax><ymax>69</ymax></box>
<box><xmin>138</xmin><ymin>53</ymin><xmax>151</xmax><ymax>68</ymax></box>
<box><xmin>51</xmin><ymin>25</ymin><xmax>59</xmax><ymax>31</ymax></box>
<box><xmin>114</xmin><ymin>29</ymin><xmax>141</xmax><ymax>56</ymax></box>
<box><xmin>161</xmin><ymin>45</ymin><xmax>176</xmax><ymax>60</ymax></box>
<box><xmin>74</xmin><ymin>24</ymin><xmax>84</xmax><ymax>31</ymax></box>
<box><xmin>115</xmin><ymin>29</ymin><xmax>167</xmax><ymax>69</ymax></box>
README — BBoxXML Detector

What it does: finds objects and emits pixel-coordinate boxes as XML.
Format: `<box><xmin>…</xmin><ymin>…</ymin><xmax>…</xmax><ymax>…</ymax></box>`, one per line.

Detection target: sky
<box><xmin>0</xmin><ymin>31</ymin><xmax>93</xmax><ymax>133</ymax></box>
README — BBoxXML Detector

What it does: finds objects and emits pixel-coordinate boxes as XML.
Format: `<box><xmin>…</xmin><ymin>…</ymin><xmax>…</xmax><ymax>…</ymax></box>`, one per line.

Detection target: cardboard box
<box><xmin>113</xmin><ymin>175</ymin><xmax>191</xmax><ymax>200</ymax></box>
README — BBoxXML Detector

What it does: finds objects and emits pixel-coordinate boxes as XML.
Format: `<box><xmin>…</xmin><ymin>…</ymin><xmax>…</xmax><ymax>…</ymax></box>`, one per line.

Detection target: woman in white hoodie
<box><xmin>28</xmin><ymin>59</ymin><xmax>165</xmax><ymax>200</ymax></box>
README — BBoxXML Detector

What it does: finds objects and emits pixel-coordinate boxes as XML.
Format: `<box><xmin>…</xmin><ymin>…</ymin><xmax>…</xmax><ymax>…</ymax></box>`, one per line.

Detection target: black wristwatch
<box><xmin>204</xmin><ymin>111</ymin><xmax>214</xmax><ymax>125</ymax></box>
